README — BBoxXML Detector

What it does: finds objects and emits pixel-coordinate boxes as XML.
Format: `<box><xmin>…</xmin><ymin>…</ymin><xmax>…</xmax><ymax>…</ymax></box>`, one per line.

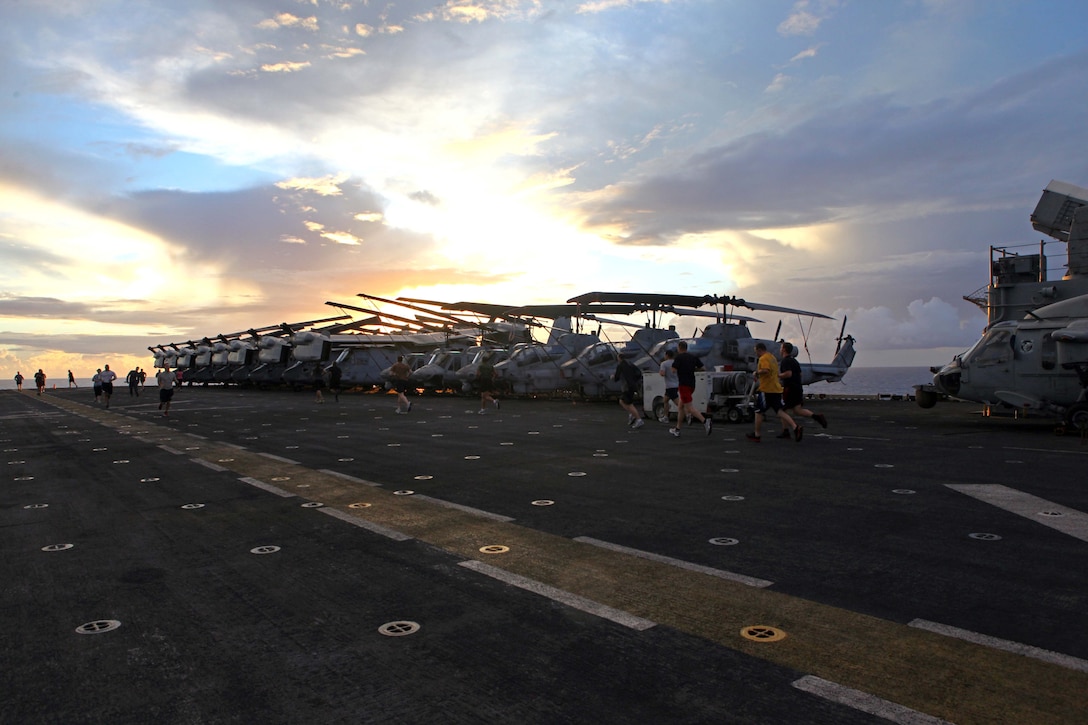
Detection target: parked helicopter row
<box><xmin>148</xmin><ymin>290</ymin><xmax>856</xmax><ymax>419</ymax></box>
<box><xmin>916</xmin><ymin>180</ymin><xmax>1088</xmax><ymax>430</ymax></box>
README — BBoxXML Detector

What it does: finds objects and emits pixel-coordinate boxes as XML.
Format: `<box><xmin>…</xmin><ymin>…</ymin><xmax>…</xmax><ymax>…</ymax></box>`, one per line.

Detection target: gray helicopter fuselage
<box><xmin>928</xmin><ymin>295</ymin><xmax>1088</xmax><ymax>423</ymax></box>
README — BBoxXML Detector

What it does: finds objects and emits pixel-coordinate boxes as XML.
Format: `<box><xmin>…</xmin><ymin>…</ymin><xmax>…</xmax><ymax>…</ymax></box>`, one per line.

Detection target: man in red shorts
<box><xmin>670</xmin><ymin>341</ymin><xmax>711</xmax><ymax>437</ymax></box>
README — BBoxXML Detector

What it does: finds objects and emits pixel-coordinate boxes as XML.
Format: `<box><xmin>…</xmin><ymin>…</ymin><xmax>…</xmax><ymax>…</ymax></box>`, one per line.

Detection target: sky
<box><xmin>3</xmin><ymin>0</ymin><xmax>1088</xmax><ymax>385</ymax></box>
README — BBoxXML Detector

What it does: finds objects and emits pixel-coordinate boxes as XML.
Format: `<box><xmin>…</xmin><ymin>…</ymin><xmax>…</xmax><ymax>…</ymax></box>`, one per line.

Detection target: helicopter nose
<box><xmin>934</xmin><ymin>368</ymin><xmax>961</xmax><ymax>396</ymax></box>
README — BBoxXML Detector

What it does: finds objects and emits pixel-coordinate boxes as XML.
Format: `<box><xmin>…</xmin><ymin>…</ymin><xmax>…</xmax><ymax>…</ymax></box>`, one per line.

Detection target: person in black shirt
<box><xmin>328</xmin><ymin>361</ymin><xmax>342</xmax><ymax>402</ymax></box>
<box><xmin>671</xmin><ymin>341</ymin><xmax>711</xmax><ymax>437</ymax></box>
<box><xmin>613</xmin><ymin>353</ymin><xmax>644</xmax><ymax>428</ymax></box>
<box><xmin>778</xmin><ymin>342</ymin><xmax>827</xmax><ymax>439</ymax></box>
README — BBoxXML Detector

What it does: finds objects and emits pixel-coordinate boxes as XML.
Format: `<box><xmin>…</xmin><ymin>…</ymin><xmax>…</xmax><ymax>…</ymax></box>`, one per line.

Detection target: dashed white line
<box><xmin>909</xmin><ymin>619</ymin><xmax>1088</xmax><ymax>673</ymax></box>
<box><xmin>574</xmin><ymin>536</ymin><xmax>773</xmax><ymax>588</ymax></box>
<box><xmin>459</xmin><ymin>559</ymin><xmax>656</xmax><ymax>631</ymax></box>
<box><xmin>318</xmin><ymin>507</ymin><xmax>413</xmax><ymax>541</ymax></box>
<box><xmin>238</xmin><ymin>476</ymin><xmax>294</xmax><ymax>498</ymax></box>
<box><xmin>946</xmin><ymin>484</ymin><xmax>1088</xmax><ymax>542</ymax></box>
<box><xmin>791</xmin><ymin>675</ymin><xmax>954</xmax><ymax>724</ymax></box>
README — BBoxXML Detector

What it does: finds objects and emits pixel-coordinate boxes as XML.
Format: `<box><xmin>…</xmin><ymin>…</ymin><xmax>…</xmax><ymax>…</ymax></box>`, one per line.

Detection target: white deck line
<box><xmin>317</xmin><ymin>468</ymin><xmax>382</xmax><ymax>486</ymax></box>
<box><xmin>412</xmin><ymin>495</ymin><xmax>515</xmax><ymax>522</ymax></box>
<box><xmin>945</xmin><ymin>484</ymin><xmax>1088</xmax><ymax>542</ymax></box>
<box><xmin>574</xmin><ymin>536</ymin><xmax>773</xmax><ymax>588</ymax></box>
<box><xmin>191</xmin><ymin>459</ymin><xmax>228</xmax><ymax>472</ymax></box>
<box><xmin>158</xmin><ymin>445</ymin><xmax>185</xmax><ymax>455</ymax></box>
<box><xmin>238</xmin><ymin>476</ymin><xmax>295</xmax><ymax>498</ymax></box>
<box><xmin>909</xmin><ymin>619</ymin><xmax>1088</xmax><ymax>673</ymax></box>
<box><xmin>791</xmin><ymin>676</ymin><xmax>954</xmax><ymax>725</ymax></box>
<box><xmin>258</xmin><ymin>452</ymin><xmax>300</xmax><ymax>465</ymax></box>
<box><xmin>319</xmin><ymin>507</ymin><xmax>413</xmax><ymax>541</ymax></box>
<box><xmin>458</xmin><ymin>559</ymin><xmax>656</xmax><ymax>631</ymax></box>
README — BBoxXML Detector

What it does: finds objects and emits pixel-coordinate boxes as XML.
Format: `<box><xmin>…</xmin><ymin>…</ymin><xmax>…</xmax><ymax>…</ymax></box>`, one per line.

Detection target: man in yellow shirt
<box><xmin>746</xmin><ymin>342</ymin><xmax>799</xmax><ymax>442</ymax></box>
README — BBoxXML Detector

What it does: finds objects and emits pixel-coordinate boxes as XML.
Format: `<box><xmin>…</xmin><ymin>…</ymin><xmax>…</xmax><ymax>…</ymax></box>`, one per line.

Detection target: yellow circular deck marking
<box><xmin>741</xmin><ymin>625</ymin><xmax>787</xmax><ymax>642</ymax></box>
<box><xmin>480</xmin><ymin>545</ymin><xmax>510</xmax><ymax>554</ymax></box>
<box><xmin>348</xmin><ymin>502</ymin><xmax>371</xmax><ymax>509</ymax></box>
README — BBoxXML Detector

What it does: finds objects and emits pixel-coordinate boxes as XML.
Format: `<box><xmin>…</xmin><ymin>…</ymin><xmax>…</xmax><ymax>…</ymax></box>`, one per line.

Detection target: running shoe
<box><xmin>794</xmin><ymin>426</ymin><xmax>804</xmax><ymax>442</ymax></box>
<box><xmin>704</xmin><ymin>418</ymin><xmax>712</xmax><ymax>436</ymax></box>
<box><xmin>745</xmin><ymin>432</ymin><xmax>761</xmax><ymax>443</ymax></box>
<box><xmin>669</xmin><ymin>428</ymin><xmax>680</xmax><ymax>437</ymax></box>
<box><xmin>813</xmin><ymin>413</ymin><xmax>827</xmax><ymax>428</ymax></box>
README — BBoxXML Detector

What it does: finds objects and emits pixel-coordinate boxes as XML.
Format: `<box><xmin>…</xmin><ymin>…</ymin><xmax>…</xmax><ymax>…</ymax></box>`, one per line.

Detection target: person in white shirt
<box><xmin>156</xmin><ymin>366</ymin><xmax>177</xmax><ymax>417</ymax></box>
<box><xmin>98</xmin><ymin>364</ymin><xmax>118</xmax><ymax>408</ymax></box>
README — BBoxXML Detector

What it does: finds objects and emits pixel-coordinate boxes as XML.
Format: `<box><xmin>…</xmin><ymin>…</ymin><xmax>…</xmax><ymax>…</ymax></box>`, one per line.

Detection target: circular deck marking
<box><xmin>414</xmin><ymin>475</ymin><xmax>433</xmax><ymax>480</ymax></box>
<box><xmin>338</xmin><ymin>457</ymin><xmax>355</xmax><ymax>462</ymax></box>
<box><xmin>393</xmin><ymin>490</ymin><xmax>414</xmax><ymax>496</ymax></box>
<box><xmin>8</xmin><ymin>460</ymin><xmax>26</xmax><ymax>465</ymax></box>
<box><xmin>348</xmin><ymin>502</ymin><xmax>371</xmax><ymax>509</ymax></box>
<box><xmin>709</xmin><ymin>537</ymin><xmax>739</xmax><ymax>546</ymax></box>
<box><xmin>245</xmin><ymin>436</ymin><xmax>259</xmax><ymax>440</ymax></box>
<box><xmin>113</xmin><ymin>460</ymin><xmax>130</xmax><ymax>465</ymax></box>
<box><xmin>301</xmin><ymin>502</ymin><xmax>324</xmax><ymax>508</ymax></box>
<box><xmin>296</xmin><ymin>484</ymin><xmax>310</xmax><ymax>488</ymax></box>
<box><xmin>500</xmin><ymin>442</ymin><xmax>514</xmax><ymax>446</ymax></box>
<box><xmin>1005</xmin><ymin>460</ymin><xmax>1023</xmax><ymax>464</ymax></box>
<box><xmin>531</xmin><ymin>500</ymin><xmax>555</xmax><ymax>506</ymax></box>
<box><xmin>286</xmin><ymin>445</ymin><xmax>300</xmax><ymax>449</ymax></box>
<box><xmin>527</xmin><ymin>431</ymin><xmax>540</xmax><ymax>435</ymax></box>
<box><xmin>184</xmin><ymin>446</ymin><xmax>200</xmax><ymax>451</ymax></box>
<box><xmin>42</xmin><ymin>544</ymin><xmax>74</xmax><ymax>552</ymax></box>
<box><xmin>874</xmin><ymin>464</ymin><xmax>895</xmax><ymax>469</ymax></box>
<box><xmin>431</xmin><ymin>434</ymin><xmax>444</xmax><ymax>438</ymax></box>
<box><xmin>387</xmin><ymin>443</ymin><xmax>401</xmax><ymax>447</ymax></box>
<box><xmin>892</xmin><ymin>489</ymin><xmax>916</xmax><ymax>495</ymax></box>
<box><xmin>14</xmin><ymin>476</ymin><xmax>34</xmax><ymax>481</ymax></box>
<box><xmin>720</xmin><ymin>468</ymin><xmax>740</xmax><ymax>473</ymax></box>
<box><xmin>741</xmin><ymin>625</ymin><xmax>786</xmax><ymax>642</ymax></box>
<box><xmin>23</xmin><ymin>503</ymin><xmax>49</xmax><ymax>509</ymax></box>
<box><xmin>1038</xmin><ymin>510</ymin><xmax>1065</xmax><ymax>517</ymax></box>
<box><xmin>847</xmin><ymin>447</ymin><xmax>863</xmax><ymax>451</ymax></box>
<box><xmin>568</xmin><ymin>471</ymin><xmax>586</xmax><ymax>477</ymax></box>
<box><xmin>969</xmin><ymin>532</ymin><xmax>1002</xmax><ymax>541</ymax></box>
<box><xmin>379</xmin><ymin>621</ymin><xmax>420</xmax><ymax>637</ymax></box>
<box><xmin>480</xmin><ymin>545</ymin><xmax>509</xmax><ymax>554</ymax></box>
<box><xmin>180</xmin><ymin>503</ymin><xmax>205</xmax><ymax>510</ymax></box>
<box><xmin>271</xmin><ymin>476</ymin><xmax>290</xmax><ymax>482</ymax></box>
<box><xmin>464</xmin><ymin>455</ymin><xmax>480</xmax><ymax>460</ymax></box>
<box><xmin>337</xmin><ymin>435</ymin><xmax>350</xmax><ymax>439</ymax></box>
<box><xmin>592</xmin><ymin>453</ymin><xmax>609</xmax><ymax>458</ymax></box>
<box><xmin>217</xmin><ymin>458</ymin><xmax>234</xmax><ymax>463</ymax></box>
<box><xmin>722</xmin><ymin>450</ymin><xmax>740</xmax><ymax>455</ymax></box>
<box><xmin>76</xmin><ymin>620</ymin><xmax>121</xmax><ymax>635</ymax></box>
<box><xmin>721</xmin><ymin>495</ymin><xmax>745</xmax><ymax>501</ymax></box>
<box><xmin>250</xmin><ymin>545</ymin><xmax>280</xmax><ymax>554</ymax></box>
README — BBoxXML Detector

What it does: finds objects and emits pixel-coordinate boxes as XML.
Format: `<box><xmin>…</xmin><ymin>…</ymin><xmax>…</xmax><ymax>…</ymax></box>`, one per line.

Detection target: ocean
<box><xmin>820</xmin><ymin>366</ymin><xmax>932</xmax><ymax>396</ymax></box>
<box><xmin>3</xmin><ymin>367</ymin><xmax>929</xmax><ymax>395</ymax></box>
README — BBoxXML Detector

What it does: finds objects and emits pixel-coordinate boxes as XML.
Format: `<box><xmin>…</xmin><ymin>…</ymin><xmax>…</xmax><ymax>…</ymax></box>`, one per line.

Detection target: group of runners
<box><xmin>615</xmin><ymin>339</ymin><xmax>828</xmax><ymax>440</ymax></box>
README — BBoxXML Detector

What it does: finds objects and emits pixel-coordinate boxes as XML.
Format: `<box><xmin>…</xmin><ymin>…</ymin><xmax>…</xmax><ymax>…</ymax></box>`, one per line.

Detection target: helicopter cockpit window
<box><xmin>968</xmin><ymin>327</ymin><xmax>1013</xmax><ymax>367</ymax></box>
<box><xmin>584</xmin><ymin>344</ymin><xmax>616</xmax><ymax>366</ymax></box>
<box><xmin>687</xmin><ymin>338</ymin><xmax>715</xmax><ymax>358</ymax></box>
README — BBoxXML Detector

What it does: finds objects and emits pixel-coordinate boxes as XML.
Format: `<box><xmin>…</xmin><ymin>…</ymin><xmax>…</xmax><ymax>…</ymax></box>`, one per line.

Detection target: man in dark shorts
<box><xmin>328</xmin><ymin>361</ymin><xmax>342</xmax><ymax>402</ymax></box>
<box><xmin>156</xmin><ymin>365</ymin><xmax>177</xmax><ymax>417</ymax></box>
<box><xmin>389</xmin><ymin>355</ymin><xmax>412</xmax><ymax>413</ymax></box>
<box><xmin>747</xmin><ymin>342</ymin><xmax>798</xmax><ymax>442</ymax></box>
<box><xmin>671</xmin><ymin>341</ymin><xmax>711</xmax><ymax>437</ymax></box>
<box><xmin>777</xmin><ymin>342</ymin><xmax>827</xmax><ymax>437</ymax></box>
<box><xmin>613</xmin><ymin>353</ymin><xmax>644</xmax><ymax>428</ymax></box>
<box><xmin>475</xmin><ymin>352</ymin><xmax>501</xmax><ymax>414</ymax></box>
<box><xmin>98</xmin><ymin>364</ymin><xmax>117</xmax><ymax>408</ymax></box>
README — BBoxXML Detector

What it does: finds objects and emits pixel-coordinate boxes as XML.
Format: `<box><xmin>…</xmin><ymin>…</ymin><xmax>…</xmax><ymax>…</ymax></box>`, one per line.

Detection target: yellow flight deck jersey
<box><xmin>756</xmin><ymin>351</ymin><xmax>783</xmax><ymax>394</ymax></box>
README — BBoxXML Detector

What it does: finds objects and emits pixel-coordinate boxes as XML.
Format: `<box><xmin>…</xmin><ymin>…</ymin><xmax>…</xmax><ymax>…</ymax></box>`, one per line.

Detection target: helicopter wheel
<box><xmin>1063</xmin><ymin>402</ymin><xmax>1088</xmax><ymax>431</ymax></box>
<box><xmin>725</xmin><ymin>407</ymin><xmax>743</xmax><ymax>424</ymax></box>
<box><xmin>652</xmin><ymin>398</ymin><xmax>665</xmax><ymax>421</ymax></box>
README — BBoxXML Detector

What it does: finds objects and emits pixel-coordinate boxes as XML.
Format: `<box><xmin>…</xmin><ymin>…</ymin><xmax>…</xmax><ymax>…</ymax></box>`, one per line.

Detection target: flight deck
<box><xmin>2</xmin><ymin>387</ymin><xmax>1086</xmax><ymax>724</ymax></box>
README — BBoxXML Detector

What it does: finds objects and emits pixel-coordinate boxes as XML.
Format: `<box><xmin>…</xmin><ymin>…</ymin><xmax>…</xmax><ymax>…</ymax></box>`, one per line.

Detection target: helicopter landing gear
<box><xmin>726</xmin><ymin>406</ymin><xmax>743</xmax><ymax>424</ymax></box>
<box><xmin>1056</xmin><ymin>401</ymin><xmax>1088</xmax><ymax>438</ymax></box>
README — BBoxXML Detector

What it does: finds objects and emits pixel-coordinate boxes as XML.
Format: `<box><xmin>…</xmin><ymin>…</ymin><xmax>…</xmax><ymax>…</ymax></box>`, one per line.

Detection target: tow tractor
<box><xmin>642</xmin><ymin>368</ymin><xmax>756</xmax><ymax>424</ymax></box>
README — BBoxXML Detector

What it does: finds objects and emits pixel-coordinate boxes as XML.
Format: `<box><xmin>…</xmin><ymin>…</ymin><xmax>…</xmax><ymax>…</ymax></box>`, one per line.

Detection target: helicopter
<box><xmin>917</xmin><ymin>180</ymin><xmax>1088</xmax><ymax>430</ymax></box>
<box><xmin>561</xmin><ymin>292</ymin><xmax>854</xmax><ymax>404</ymax></box>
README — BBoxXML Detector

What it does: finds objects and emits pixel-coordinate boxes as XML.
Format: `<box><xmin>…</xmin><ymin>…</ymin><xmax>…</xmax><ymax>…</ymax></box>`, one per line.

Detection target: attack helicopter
<box><xmin>917</xmin><ymin>180</ymin><xmax>1088</xmax><ymax>430</ymax></box>
<box><xmin>563</xmin><ymin>292</ymin><xmax>854</xmax><ymax>408</ymax></box>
